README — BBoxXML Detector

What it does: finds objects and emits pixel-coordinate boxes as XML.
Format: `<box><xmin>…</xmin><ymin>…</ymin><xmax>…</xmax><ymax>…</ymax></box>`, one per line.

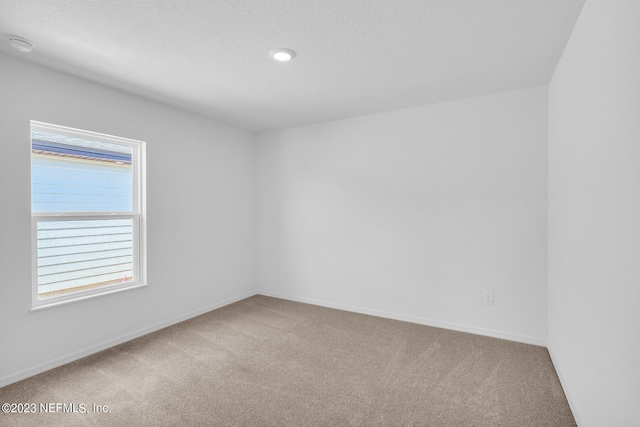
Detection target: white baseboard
<box><xmin>0</xmin><ymin>291</ymin><xmax>257</xmax><ymax>389</ymax></box>
<box><xmin>547</xmin><ymin>343</ymin><xmax>582</xmax><ymax>427</ymax></box>
<box><xmin>258</xmin><ymin>291</ymin><xmax>547</xmax><ymax>347</ymax></box>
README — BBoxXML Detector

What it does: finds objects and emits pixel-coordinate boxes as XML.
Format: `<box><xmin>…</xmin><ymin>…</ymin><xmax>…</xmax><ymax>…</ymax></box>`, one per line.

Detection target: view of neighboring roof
<box><xmin>31</xmin><ymin>131</ymin><xmax>132</xmax><ymax>164</ymax></box>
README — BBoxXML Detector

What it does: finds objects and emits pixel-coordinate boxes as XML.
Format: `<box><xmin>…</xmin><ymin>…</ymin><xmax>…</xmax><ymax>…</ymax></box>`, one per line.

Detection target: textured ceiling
<box><xmin>0</xmin><ymin>0</ymin><xmax>584</xmax><ymax>132</ymax></box>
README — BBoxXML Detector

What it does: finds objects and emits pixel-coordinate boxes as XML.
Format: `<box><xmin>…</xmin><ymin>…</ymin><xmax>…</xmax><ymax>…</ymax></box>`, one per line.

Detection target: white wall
<box><xmin>548</xmin><ymin>1</ymin><xmax>640</xmax><ymax>426</ymax></box>
<box><xmin>0</xmin><ymin>53</ymin><xmax>257</xmax><ymax>386</ymax></box>
<box><xmin>256</xmin><ymin>86</ymin><xmax>548</xmax><ymax>345</ymax></box>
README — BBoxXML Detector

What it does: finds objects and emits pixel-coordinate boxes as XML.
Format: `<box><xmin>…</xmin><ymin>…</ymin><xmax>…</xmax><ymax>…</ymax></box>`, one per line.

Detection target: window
<box><xmin>31</xmin><ymin>121</ymin><xmax>146</xmax><ymax>309</ymax></box>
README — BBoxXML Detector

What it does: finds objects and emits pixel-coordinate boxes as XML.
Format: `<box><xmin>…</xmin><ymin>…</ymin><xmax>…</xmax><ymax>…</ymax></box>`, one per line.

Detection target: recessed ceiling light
<box><xmin>8</xmin><ymin>36</ymin><xmax>35</xmax><ymax>53</ymax></box>
<box><xmin>270</xmin><ymin>48</ymin><xmax>295</xmax><ymax>62</ymax></box>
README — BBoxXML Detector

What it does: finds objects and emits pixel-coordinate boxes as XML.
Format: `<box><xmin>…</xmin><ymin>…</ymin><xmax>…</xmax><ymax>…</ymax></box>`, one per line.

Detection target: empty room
<box><xmin>0</xmin><ymin>1</ymin><xmax>638</xmax><ymax>426</ymax></box>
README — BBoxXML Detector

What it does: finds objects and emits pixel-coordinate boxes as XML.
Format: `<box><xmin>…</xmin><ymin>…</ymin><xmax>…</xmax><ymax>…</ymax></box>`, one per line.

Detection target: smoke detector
<box><xmin>9</xmin><ymin>36</ymin><xmax>35</xmax><ymax>53</ymax></box>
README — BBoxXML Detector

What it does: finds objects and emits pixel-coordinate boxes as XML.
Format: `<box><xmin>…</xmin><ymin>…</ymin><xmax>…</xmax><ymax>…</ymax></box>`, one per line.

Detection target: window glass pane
<box><xmin>36</xmin><ymin>219</ymin><xmax>134</xmax><ymax>299</ymax></box>
<box><xmin>31</xmin><ymin>131</ymin><xmax>133</xmax><ymax>213</ymax></box>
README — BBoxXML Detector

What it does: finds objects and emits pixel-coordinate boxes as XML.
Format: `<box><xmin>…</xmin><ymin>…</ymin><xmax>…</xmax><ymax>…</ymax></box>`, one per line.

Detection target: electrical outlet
<box><xmin>283</xmin><ymin>269</ymin><xmax>290</xmax><ymax>279</ymax></box>
<box><xmin>483</xmin><ymin>291</ymin><xmax>493</xmax><ymax>305</ymax></box>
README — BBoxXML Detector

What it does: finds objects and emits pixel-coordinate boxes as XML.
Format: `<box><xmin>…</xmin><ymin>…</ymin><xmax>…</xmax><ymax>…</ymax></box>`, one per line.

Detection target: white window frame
<box><xmin>30</xmin><ymin>121</ymin><xmax>147</xmax><ymax>311</ymax></box>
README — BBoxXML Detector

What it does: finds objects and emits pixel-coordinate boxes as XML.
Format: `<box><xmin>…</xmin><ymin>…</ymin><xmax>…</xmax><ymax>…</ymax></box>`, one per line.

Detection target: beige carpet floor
<box><xmin>0</xmin><ymin>295</ymin><xmax>575</xmax><ymax>426</ymax></box>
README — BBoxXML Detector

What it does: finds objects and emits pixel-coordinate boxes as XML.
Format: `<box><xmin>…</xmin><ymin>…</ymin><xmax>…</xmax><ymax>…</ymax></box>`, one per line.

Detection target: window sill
<box><xmin>30</xmin><ymin>282</ymin><xmax>148</xmax><ymax>312</ymax></box>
